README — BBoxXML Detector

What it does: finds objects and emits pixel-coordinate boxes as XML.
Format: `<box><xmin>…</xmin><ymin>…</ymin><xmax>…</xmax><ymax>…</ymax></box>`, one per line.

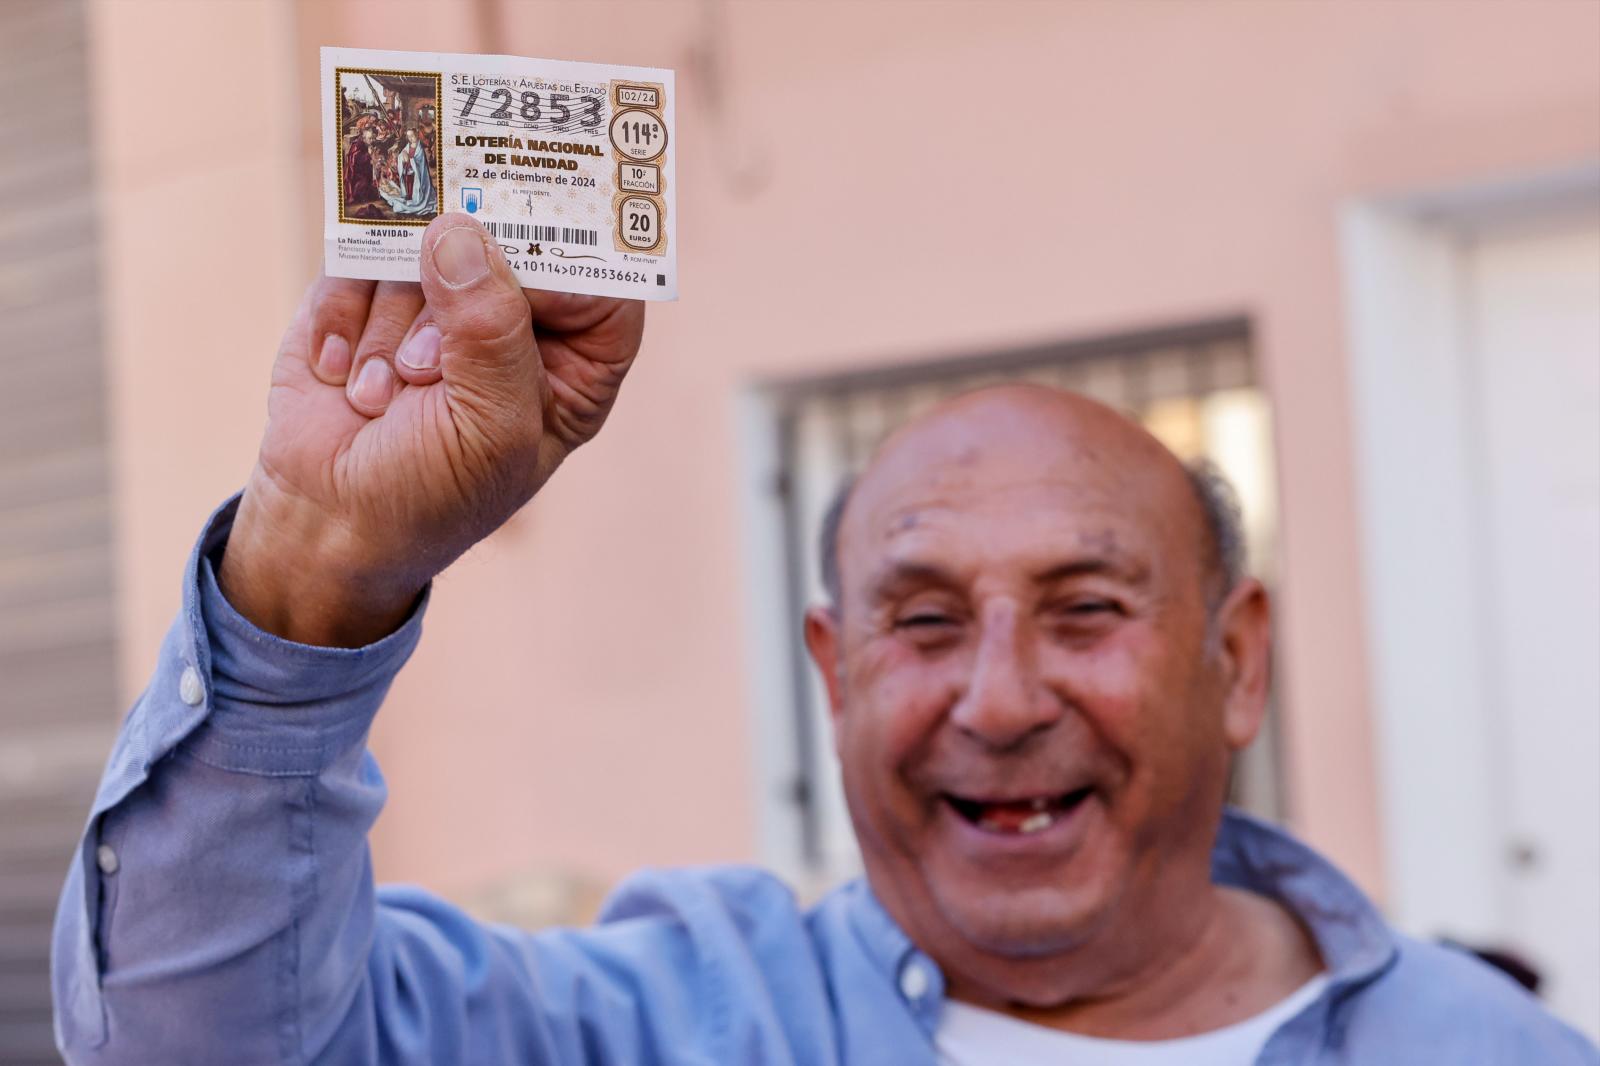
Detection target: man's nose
<box><xmin>948</xmin><ymin>605</ymin><xmax>1061</xmax><ymax>750</ymax></box>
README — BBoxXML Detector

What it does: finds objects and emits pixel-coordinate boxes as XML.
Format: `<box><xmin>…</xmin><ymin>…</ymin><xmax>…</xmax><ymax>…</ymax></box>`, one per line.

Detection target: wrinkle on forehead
<box><xmin>837</xmin><ymin>385</ymin><xmax>1197</xmax><ymax>600</ymax></box>
<box><xmin>871</xmin><ymin>507</ymin><xmax>1153</xmax><ymax>582</ymax></box>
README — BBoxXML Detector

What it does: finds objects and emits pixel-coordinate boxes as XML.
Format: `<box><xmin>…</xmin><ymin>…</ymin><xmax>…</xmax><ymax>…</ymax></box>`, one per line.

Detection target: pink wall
<box><xmin>90</xmin><ymin>0</ymin><xmax>1600</xmax><ymax>902</ymax></box>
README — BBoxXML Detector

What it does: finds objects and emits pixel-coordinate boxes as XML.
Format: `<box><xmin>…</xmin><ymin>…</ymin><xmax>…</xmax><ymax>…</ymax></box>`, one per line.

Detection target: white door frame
<box><xmin>1340</xmin><ymin>163</ymin><xmax>1600</xmax><ymax>944</ymax></box>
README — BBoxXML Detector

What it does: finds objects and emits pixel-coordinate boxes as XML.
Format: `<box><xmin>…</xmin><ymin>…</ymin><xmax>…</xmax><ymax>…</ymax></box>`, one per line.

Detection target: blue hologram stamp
<box><xmin>462</xmin><ymin>187</ymin><xmax>483</xmax><ymax>213</ymax></box>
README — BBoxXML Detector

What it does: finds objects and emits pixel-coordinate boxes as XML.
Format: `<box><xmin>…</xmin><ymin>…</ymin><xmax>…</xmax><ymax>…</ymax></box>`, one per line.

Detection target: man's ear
<box><xmin>1215</xmin><ymin>578</ymin><xmax>1272</xmax><ymax>751</ymax></box>
<box><xmin>804</xmin><ymin>605</ymin><xmax>846</xmax><ymax>724</ymax></box>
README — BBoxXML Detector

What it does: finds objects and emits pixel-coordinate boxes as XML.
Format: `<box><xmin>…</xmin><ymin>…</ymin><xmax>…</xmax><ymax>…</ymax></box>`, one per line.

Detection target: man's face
<box><xmin>806</xmin><ymin>388</ymin><xmax>1262</xmax><ymax>991</ymax></box>
<box><xmin>362</xmin><ymin>128</ymin><xmax>375</xmax><ymax>144</ymax></box>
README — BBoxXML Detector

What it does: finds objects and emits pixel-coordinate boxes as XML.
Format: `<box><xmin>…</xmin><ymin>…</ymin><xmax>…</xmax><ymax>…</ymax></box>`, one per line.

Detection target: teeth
<box><xmin>1030</xmin><ymin>797</ymin><xmax>1049</xmax><ymax>812</ymax></box>
<box><xmin>974</xmin><ymin>809</ymin><xmax>1058</xmax><ymax>835</ymax></box>
<box><xmin>1018</xmin><ymin>812</ymin><xmax>1056</xmax><ymax>834</ymax></box>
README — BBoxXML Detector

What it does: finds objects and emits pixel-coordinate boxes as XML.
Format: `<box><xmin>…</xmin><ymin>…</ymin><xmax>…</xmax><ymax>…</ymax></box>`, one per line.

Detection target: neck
<box><xmin>946</xmin><ymin>884</ymin><xmax>1321</xmax><ymax>1041</ymax></box>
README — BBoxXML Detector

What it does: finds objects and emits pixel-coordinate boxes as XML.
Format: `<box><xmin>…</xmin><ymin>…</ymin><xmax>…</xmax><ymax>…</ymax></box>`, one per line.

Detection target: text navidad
<box><xmin>455</xmin><ymin>135</ymin><xmax>603</xmax><ymax>171</ymax></box>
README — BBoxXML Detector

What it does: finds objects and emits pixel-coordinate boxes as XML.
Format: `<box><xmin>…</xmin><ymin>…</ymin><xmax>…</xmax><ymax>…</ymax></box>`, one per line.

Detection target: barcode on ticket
<box><xmin>483</xmin><ymin>222</ymin><xmax>599</xmax><ymax>247</ymax></box>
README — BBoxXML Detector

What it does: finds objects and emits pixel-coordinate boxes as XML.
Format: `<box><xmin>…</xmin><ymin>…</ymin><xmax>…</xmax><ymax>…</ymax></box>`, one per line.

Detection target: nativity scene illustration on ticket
<box><xmin>336</xmin><ymin>69</ymin><xmax>443</xmax><ymax>224</ymax></box>
<box><xmin>321</xmin><ymin>47</ymin><xmax>677</xmax><ymax>301</ymax></box>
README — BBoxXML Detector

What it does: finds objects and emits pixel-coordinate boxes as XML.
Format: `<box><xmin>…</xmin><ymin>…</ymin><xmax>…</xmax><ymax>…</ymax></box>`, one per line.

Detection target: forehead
<box><xmin>838</xmin><ymin>391</ymin><xmax>1198</xmax><ymax>589</ymax></box>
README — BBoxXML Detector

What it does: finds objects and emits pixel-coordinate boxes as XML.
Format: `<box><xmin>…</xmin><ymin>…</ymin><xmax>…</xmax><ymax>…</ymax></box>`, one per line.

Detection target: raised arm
<box><xmin>52</xmin><ymin>215</ymin><xmax>647</xmax><ymax>1064</ymax></box>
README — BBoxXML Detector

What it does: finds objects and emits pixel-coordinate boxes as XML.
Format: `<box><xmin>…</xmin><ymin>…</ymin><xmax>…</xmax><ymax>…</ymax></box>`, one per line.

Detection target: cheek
<box><xmin>1049</xmin><ymin>633</ymin><xmax>1148</xmax><ymax>726</ymax></box>
<box><xmin>1048</xmin><ymin>627</ymin><xmax>1208</xmax><ymax>775</ymax></box>
<box><xmin>843</xmin><ymin>641</ymin><xmax>961</xmax><ymax>772</ymax></box>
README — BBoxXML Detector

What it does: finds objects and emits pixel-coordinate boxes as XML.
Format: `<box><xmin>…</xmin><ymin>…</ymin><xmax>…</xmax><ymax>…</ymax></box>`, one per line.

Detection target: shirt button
<box><xmin>899</xmin><ymin>961</ymin><xmax>930</xmax><ymax>1002</ymax></box>
<box><xmin>96</xmin><ymin>845</ymin><xmax>119</xmax><ymax>876</ymax></box>
<box><xmin>178</xmin><ymin>665</ymin><xmax>204</xmax><ymax>706</ymax></box>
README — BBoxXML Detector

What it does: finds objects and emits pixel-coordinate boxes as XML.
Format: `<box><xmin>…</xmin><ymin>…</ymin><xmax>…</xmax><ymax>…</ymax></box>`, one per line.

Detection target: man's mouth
<box><xmin>942</xmin><ymin>788</ymin><xmax>1095</xmax><ymax>836</ymax></box>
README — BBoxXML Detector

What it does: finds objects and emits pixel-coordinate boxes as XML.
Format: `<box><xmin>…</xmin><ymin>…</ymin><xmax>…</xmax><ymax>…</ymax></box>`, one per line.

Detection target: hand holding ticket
<box><xmin>321</xmin><ymin>46</ymin><xmax>677</xmax><ymax>300</ymax></box>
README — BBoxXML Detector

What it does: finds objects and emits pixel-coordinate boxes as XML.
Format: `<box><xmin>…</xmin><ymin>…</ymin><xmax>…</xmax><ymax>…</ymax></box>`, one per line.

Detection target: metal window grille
<box><xmin>758</xmin><ymin>316</ymin><xmax>1285</xmax><ymax>878</ymax></box>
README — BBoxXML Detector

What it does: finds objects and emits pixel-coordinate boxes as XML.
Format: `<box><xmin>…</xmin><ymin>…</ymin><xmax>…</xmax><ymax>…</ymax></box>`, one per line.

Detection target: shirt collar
<box><xmin>843</xmin><ymin>806</ymin><xmax>1398</xmax><ymax>1028</ymax></box>
<box><xmin>1210</xmin><ymin>807</ymin><xmax>1398</xmax><ymax>990</ymax></box>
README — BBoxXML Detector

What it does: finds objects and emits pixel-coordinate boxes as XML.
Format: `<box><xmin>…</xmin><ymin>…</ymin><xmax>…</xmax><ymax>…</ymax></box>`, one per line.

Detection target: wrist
<box><xmin>218</xmin><ymin>475</ymin><xmax>424</xmax><ymax>648</ymax></box>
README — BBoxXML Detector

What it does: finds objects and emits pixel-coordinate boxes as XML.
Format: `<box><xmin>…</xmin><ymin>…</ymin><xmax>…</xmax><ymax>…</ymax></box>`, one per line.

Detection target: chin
<box><xmin>904</xmin><ymin>790</ymin><xmax>1126</xmax><ymax>959</ymax></box>
<box><xmin>932</xmin><ymin>876</ymin><xmax>1112</xmax><ymax>959</ymax></box>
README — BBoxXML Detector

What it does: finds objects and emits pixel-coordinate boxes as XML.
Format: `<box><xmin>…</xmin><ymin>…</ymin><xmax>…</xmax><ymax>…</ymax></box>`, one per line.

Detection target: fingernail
<box><xmin>398</xmin><ymin>324</ymin><xmax>441</xmax><ymax>371</ymax></box>
<box><xmin>318</xmin><ymin>334</ymin><xmax>351</xmax><ymax>378</ymax></box>
<box><xmin>435</xmin><ymin>226</ymin><xmax>489</xmax><ymax>286</ymax></box>
<box><xmin>351</xmin><ymin>358</ymin><xmax>394</xmax><ymax>409</ymax></box>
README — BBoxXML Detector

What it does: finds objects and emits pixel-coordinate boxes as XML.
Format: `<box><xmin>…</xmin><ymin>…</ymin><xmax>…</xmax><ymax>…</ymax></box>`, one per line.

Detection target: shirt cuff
<box><xmin>176</xmin><ymin>494</ymin><xmax>430</xmax><ymax>776</ymax></box>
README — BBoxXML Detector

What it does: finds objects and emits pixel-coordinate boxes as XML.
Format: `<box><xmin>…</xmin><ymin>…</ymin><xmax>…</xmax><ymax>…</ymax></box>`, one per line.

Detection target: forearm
<box><xmin>52</xmin><ymin>495</ymin><xmax>424</xmax><ymax>1064</ymax></box>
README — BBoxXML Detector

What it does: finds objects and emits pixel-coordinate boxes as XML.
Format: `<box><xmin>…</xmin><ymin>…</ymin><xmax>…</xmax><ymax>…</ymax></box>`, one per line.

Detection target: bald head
<box><xmin>818</xmin><ymin>385</ymin><xmax>1244</xmax><ymax>611</ymax></box>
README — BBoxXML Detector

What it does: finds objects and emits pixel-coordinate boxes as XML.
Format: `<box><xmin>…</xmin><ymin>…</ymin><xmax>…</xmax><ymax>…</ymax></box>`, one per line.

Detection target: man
<box><xmin>52</xmin><ymin>215</ymin><xmax>1596</xmax><ymax>1064</ymax></box>
<box><xmin>343</xmin><ymin>124</ymin><xmax>381</xmax><ymax>208</ymax></box>
<box><xmin>416</xmin><ymin>102</ymin><xmax>439</xmax><ymax>171</ymax></box>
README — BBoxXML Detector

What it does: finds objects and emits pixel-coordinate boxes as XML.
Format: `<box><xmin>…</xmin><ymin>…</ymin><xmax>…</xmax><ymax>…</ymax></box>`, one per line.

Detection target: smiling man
<box><xmin>53</xmin><ymin>216</ymin><xmax>1596</xmax><ymax>1065</ymax></box>
<box><xmin>804</xmin><ymin>391</ymin><xmax>1331</xmax><ymax>1061</ymax></box>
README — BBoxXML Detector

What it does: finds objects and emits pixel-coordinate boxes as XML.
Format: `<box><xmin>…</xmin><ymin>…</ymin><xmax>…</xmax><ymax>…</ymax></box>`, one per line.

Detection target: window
<box><xmin>742</xmin><ymin>317</ymin><xmax>1284</xmax><ymax>885</ymax></box>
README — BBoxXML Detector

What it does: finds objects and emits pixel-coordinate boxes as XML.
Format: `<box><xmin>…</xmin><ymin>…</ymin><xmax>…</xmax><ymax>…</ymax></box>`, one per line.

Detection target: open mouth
<box><xmin>943</xmin><ymin>787</ymin><xmax>1094</xmax><ymax>836</ymax></box>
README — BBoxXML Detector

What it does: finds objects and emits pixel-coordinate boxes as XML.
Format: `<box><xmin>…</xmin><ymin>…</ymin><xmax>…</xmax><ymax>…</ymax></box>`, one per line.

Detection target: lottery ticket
<box><xmin>321</xmin><ymin>46</ymin><xmax>676</xmax><ymax>300</ymax></box>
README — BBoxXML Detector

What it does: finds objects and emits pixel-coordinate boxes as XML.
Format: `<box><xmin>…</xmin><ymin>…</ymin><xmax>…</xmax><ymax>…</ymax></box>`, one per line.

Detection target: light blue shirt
<box><xmin>52</xmin><ymin>496</ymin><xmax>1600</xmax><ymax>1065</ymax></box>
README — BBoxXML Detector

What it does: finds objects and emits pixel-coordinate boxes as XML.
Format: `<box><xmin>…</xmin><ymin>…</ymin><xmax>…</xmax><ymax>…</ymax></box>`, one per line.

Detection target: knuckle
<box><xmin>362</xmin><ymin>311</ymin><xmax>415</xmax><ymax>349</ymax></box>
<box><xmin>310</xmin><ymin>282</ymin><xmax>374</xmax><ymax>333</ymax></box>
<box><xmin>453</xmin><ymin>291</ymin><xmax>532</xmax><ymax>348</ymax></box>
<box><xmin>357</xmin><ymin>342</ymin><xmax>398</xmax><ymax>366</ymax></box>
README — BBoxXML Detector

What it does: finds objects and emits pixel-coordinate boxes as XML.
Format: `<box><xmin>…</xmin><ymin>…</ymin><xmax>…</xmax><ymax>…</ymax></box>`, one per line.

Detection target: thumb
<box><xmin>417</xmin><ymin>213</ymin><xmax>538</xmax><ymax>387</ymax></box>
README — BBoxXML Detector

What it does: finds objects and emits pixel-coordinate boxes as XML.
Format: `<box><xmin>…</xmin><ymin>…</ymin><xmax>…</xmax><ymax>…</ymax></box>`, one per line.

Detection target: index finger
<box><xmin>306</xmin><ymin>274</ymin><xmax>379</xmax><ymax>386</ymax></box>
<box><xmin>524</xmin><ymin>290</ymin><xmax>645</xmax><ymax>370</ymax></box>
<box><xmin>524</xmin><ymin>289</ymin><xmax>642</xmax><ymax>335</ymax></box>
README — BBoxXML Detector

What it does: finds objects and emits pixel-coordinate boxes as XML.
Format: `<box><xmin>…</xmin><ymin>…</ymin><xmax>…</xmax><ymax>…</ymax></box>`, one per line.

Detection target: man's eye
<box><xmin>897</xmin><ymin>613</ymin><xmax>954</xmax><ymax>629</ymax></box>
<box><xmin>1051</xmin><ymin>600</ymin><xmax>1121</xmax><ymax>620</ymax></box>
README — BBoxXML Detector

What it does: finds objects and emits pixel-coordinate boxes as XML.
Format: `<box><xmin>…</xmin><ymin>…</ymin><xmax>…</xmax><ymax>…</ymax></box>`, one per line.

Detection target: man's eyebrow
<box><xmin>864</xmin><ymin>560</ymin><xmax>963</xmax><ymax>602</ymax></box>
<box><xmin>1033</xmin><ymin>556</ymin><xmax>1151</xmax><ymax>587</ymax></box>
<box><xmin>862</xmin><ymin>555</ymin><xmax>1151</xmax><ymax>603</ymax></box>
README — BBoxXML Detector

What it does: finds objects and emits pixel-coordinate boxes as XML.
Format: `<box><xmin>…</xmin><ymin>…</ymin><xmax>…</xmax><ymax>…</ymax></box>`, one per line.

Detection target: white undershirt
<box><xmin>934</xmin><ymin>974</ymin><xmax>1328</xmax><ymax>1066</ymax></box>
